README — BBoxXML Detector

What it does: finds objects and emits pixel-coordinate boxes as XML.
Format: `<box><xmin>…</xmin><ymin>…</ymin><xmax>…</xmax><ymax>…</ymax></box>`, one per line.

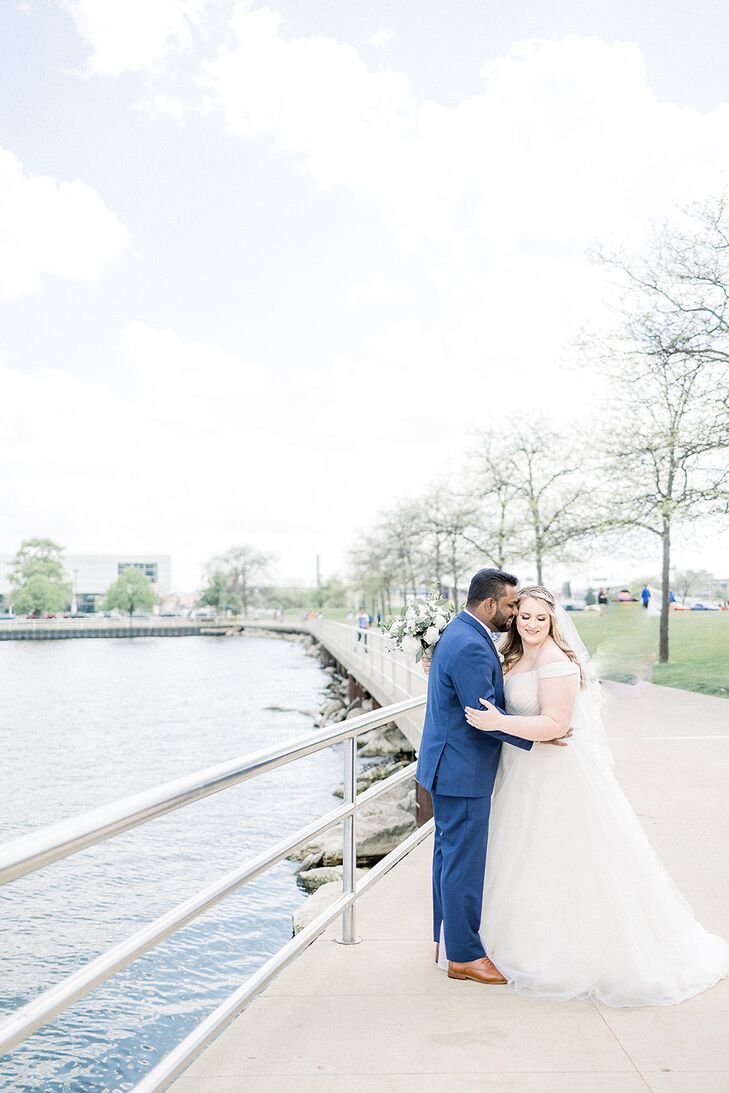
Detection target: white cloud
<box><xmin>201</xmin><ymin>14</ymin><xmax>729</xmax><ymax>247</ymax></box>
<box><xmin>63</xmin><ymin>0</ymin><xmax>209</xmax><ymax>76</ymax></box>
<box><xmin>346</xmin><ymin>271</ymin><xmax>410</xmax><ymax>309</ymax></box>
<box><xmin>0</xmin><ymin>319</ymin><xmax>474</xmax><ymax>587</ymax></box>
<box><xmin>0</xmin><ymin>148</ymin><xmax>129</xmax><ymax>301</ymax></box>
<box><xmin>371</xmin><ymin>28</ymin><xmax>396</xmax><ymax>49</ymax></box>
<box><xmin>199</xmin><ymin>6</ymin><xmax>418</xmax><ymax>196</ymax></box>
<box><xmin>134</xmin><ymin>92</ymin><xmax>190</xmax><ymax>120</ymax></box>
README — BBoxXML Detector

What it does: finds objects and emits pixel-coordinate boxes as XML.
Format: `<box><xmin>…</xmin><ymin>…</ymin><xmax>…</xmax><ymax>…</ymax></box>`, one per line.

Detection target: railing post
<box><xmin>336</xmin><ymin>734</ymin><xmax>361</xmax><ymax>945</ymax></box>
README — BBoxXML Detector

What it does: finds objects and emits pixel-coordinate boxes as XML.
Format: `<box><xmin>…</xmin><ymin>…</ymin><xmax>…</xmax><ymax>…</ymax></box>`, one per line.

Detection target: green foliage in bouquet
<box><xmin>381</xmin><ymin>590</ymin><xmax>454</xmax><ymax>662</ymax></box>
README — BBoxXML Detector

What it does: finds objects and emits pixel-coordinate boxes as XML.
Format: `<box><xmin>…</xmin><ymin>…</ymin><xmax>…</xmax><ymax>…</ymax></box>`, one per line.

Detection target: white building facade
<box><xmin>0</xmin><ymin>554</ymin><xmax>172</xmax><ymax>611</ymax></box>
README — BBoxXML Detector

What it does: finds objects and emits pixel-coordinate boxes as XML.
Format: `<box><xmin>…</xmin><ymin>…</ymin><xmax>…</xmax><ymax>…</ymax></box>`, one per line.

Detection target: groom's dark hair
<box><xmin>466</xmin><ymin>568</ymin><xmax>518</xmax><ymax>606</ymax></box>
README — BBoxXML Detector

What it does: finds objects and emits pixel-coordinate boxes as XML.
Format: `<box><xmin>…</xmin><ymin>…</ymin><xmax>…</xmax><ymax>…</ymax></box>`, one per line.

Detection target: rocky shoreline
<box><xmin>240</xmin><ymin>627</ymin><xmax>420</xmax><ymax>934</ymax></box>
<box><xmin>291</xmin><ymin>636</ymin><xmax>418</xmax><ymax>933</ymax></box>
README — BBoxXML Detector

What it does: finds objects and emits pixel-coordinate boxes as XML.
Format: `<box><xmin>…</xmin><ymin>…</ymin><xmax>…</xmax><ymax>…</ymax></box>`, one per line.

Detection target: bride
<box><xmin>439</xmin><ymin>584</ymin><xmax>729</xmax><ymax>1007</ymax></box>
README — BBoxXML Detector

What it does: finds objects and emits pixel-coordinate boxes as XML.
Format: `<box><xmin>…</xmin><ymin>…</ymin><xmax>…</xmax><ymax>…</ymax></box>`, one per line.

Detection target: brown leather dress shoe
<box><xmin>447</xmin><ymin>956</ymin><xmax>507</xmax><ymax>984</ymax></box>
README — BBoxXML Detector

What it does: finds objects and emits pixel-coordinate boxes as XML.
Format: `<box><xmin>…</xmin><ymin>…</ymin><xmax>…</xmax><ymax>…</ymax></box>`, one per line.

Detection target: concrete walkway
<box><xmin>173</xmin><ymin>682</ymin><xmax>729</xmax><ymax>1093</ymax></box>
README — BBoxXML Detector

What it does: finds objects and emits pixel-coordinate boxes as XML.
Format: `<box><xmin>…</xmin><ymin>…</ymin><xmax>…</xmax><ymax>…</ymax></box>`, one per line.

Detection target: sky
<box><xmin>2</xmin><ymin>0</ymin><xmax>729</xmax><ymax>591</ymax></box>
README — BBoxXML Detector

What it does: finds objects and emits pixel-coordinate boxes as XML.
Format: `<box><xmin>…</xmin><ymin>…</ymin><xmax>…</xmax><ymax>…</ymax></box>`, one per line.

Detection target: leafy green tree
<box><xmin>104</xmin><ymin>567</ymin><xmax>157</xmax><ymax>619</ymax></box>
<box><xmin>198</xmin><ymin>569</ymin><xmax>242</xmax><ymax>615</ymax></box>
<box><xmin>318</xmin><ymin>577</ymin><xmax>348</xmax><ymax>609</ymax></box>
<box><xmin>13</xmin><ymin>573</ymin><xmax>69</xmax><ymax>617</ymax></box>
<box><xmin>9</xmin><ymin>538</ymin><xmax>70</xmax><ymax>616</ymax></box>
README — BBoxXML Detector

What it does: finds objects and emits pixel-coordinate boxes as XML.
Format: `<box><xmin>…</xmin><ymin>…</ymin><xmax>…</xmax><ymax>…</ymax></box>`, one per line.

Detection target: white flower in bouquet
<box><xmin>381</xmin><ymin>591</ymin><xmax>455</xmax><ymax>663</ymax></box>
<box><xmin>401</xmin><ymin>634</ymin><xmax>422</xmax><ymax>657</ymax></box>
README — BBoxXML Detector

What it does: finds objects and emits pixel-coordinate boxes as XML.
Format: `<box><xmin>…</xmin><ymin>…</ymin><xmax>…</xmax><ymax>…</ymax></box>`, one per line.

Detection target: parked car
<box><xmin>0</xmin><ymin>612</ymin><xmax>16</xmax><ymax>621</ymax></box>
<box><xmin>190</xmin><ymin>607</ymin><xmax>216</xmax><ymax>620</ymax></box>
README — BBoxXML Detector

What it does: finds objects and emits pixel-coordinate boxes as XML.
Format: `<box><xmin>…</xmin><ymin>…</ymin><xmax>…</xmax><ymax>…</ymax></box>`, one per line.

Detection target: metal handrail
<box><xmin>310</xmin><ymin>618</ymin><xmax>427</xmax><ymax>700</ymax></box>
<box><xmin>0</xmin><ymin>693</ymin><xmax>428</xmax><ymax>1092</ymax></box>
<box><xmin>0</xmin><ymin>696</ymin><xmax>422</xmax><ymax>886</ymax></box>
<box><xmin>134</xmin><ymin>819</ymin><xmax>434</xmax><ymax>1093</ymax></box>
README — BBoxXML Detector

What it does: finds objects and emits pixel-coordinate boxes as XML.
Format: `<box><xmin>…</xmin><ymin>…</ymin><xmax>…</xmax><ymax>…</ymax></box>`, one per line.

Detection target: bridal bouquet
<box><xmin>382</xmin><ymin>592</ymin><xmax>454</xmax><ymax>662</ymax></box>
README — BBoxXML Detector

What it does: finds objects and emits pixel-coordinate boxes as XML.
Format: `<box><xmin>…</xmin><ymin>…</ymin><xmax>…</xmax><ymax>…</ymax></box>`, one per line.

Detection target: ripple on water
<box><xmin>0</xmin><ymin>635</ymin><xmax>339</xmax><ymax>1091</ymax></box>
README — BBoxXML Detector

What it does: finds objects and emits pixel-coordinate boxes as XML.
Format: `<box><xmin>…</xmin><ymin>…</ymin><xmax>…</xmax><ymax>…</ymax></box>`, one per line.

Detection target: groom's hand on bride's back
<box><xmin>543</xmin><ymin>727</ymin><xmax>574</xmax><ymax>747</ymax></box>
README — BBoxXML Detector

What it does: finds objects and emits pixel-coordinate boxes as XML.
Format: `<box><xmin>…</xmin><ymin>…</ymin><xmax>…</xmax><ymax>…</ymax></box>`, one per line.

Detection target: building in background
<box><xmin>0</xmin><ymin>555</ymin><xmax>172</xmax><ymax>613</ymax></box>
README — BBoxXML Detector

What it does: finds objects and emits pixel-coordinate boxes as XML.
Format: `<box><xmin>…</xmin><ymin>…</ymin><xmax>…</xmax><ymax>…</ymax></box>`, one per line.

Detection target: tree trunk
<box><xmin>536</xmin><ymin>552</ymin><xmax>543</xmax><ymax>585</ymax></box>
<box><xmin>659</xmin><ymin>518</ymin><xmax>671</xmax><ymax>664</ymax></box>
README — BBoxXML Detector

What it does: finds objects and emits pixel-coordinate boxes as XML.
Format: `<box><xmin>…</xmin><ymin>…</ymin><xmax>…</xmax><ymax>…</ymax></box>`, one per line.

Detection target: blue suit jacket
<box><xmin>416</xmin><ymin>611</ymin><xmax>533</xmax><ymax>797</ymax></box>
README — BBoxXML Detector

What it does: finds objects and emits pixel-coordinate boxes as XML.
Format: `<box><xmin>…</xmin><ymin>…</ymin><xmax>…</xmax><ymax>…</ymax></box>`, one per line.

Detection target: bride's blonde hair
<box><xmin>500</xmin><ymin>585</ymin><xmax>583</xmax><ymax>681</ymax></box>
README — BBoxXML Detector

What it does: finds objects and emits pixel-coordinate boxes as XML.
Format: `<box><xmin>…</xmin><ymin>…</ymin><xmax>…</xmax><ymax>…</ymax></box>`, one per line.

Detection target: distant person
<box><xmin>669</xmin><ymin>590</ymin><xmax>676</xmax><ymax>605</ymax></box>
<box><xmin>597</xmin><ymin>588</ymin><xmax>608</xmax><ymax>606</ymax></box>
<box><xmin>356</xmin><ymin>609</ymin><xmax>369</xmax><ymax>650</ymax></box>
<box><xmin>641</xmin><ymin>585</ymin><xmax>651</xmax><ymax>609</ymax></box>
<box><xmin>376</xmin><ymin>609</ymin><xmax>382</xmax><ymax>625</ymax></box>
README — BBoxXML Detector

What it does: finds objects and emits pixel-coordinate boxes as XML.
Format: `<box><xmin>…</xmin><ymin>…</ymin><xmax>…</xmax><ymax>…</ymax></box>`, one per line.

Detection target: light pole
<box><xmin>71</xmin><ymin>569</ymin><xmax>79</xmax><ymax>614</ymax></box>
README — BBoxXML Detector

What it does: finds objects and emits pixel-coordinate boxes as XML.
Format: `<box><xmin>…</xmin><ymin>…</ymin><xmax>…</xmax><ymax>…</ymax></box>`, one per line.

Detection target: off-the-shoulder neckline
<box><xmin>507</xmin><ymin>661</ymin><xmax>578</xmax><ymax>678</ymax></box>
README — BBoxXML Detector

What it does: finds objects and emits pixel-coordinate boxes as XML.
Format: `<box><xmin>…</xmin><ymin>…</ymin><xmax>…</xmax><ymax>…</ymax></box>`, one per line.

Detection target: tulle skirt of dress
<box><xmin>438</xmin><ymin>735</ymin><xmax>729</xmax><ymax>1006</ymax></box>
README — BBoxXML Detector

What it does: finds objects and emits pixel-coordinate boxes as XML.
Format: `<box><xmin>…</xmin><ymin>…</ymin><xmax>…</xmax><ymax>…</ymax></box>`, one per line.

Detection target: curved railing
<box><xmin>0</xmin><ymin>693</ymin><xmax>430</xmax><ymax>1092</ymax></box>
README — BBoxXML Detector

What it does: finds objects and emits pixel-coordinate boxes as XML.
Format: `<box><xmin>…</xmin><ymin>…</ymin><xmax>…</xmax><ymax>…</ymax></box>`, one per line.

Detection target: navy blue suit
<box><xmin>415</xmin><ymin>611</ymin><xmax>532</xmax><ymax>963</ymax></box>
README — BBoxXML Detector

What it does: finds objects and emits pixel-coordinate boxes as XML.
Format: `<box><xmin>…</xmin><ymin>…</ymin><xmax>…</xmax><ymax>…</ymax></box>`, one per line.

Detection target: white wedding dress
<box><xmin>438</xmin><ymin>661</ymin><xmax>729</xmax><ymax>1006</ymax></box>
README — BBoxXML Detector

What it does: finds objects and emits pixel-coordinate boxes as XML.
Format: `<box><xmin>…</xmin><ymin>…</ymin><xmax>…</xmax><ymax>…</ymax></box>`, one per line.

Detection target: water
<box><xmin>0</xmin><ymin>635</ymin><xmax>340</xmax><ymax>1091</ymax></box>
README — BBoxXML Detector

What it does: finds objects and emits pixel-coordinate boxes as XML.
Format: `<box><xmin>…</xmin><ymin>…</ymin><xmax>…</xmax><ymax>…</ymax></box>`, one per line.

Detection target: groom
<box><xmin>416</xmin><ymin>568</ymin><xmax>540</xmax><ymax>984</ymax></box>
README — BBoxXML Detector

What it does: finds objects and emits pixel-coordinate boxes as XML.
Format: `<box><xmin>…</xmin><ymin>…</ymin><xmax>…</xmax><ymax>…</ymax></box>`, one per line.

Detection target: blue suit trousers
<box><xmin>431</xmin><ymin>790</ymin><xmax>491</xmax><ymax>964</ymax></box>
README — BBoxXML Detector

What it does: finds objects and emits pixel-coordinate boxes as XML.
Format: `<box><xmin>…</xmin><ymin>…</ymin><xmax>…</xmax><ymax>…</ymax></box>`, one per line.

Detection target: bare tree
<box><xmin>464</xmin><ymin>440</ymin><xmax>523</xmax><ymax>569</ymax></box>
<box><xmin>380</xmin><ymin>500</ymin><xmax>428</xmax><ymax>602</ymax></box>
<box><xmin>595</xmin><ymin>195</ymin><xmax>729</xmax><ymax>373</ymax></box>
<box><xmin>212</xmin><ymin>545</ymin><xmax>274</xmax><ymax>617</ymax></box>
<box><xmin>349</xmin><ymin>532</ymin><xmax>397</xmax><ymax>619</ymax></box>
<box><xmin>420</xmin><ymin>486</ymin><xmax>478</xmax><ymax>606</ymax></box>
<box><xmin>599</xmin><ymin>348</ymin><xmax>729</xmax><ymax>660</ymax></box>
<box><xmin>594</xmin><ymin>199</ymin><xmax>729</xmax><ymax>661</ymax></box>
<box><xmin>475</xmin><ymin>423</ymin><xmax>599</xmax><ymax>584</ymax></box>
<box><xmin>673</xmin><ymin>569</ymin><xmax>714</xmax><ymax>605</ymax></box>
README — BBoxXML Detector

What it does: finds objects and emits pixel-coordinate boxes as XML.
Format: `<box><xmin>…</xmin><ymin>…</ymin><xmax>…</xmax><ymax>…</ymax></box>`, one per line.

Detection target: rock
<box><xmin>312</xmin><ymin>793</ymin><xmax>416</xmax><ymax>866</ymax></box>
<box><xmin>296</xmin><ymin>865</ymin><xmax>368</xmax><ymax>893</ymax></box>
<box><xmin>292</xmin><ymin>880</ymin><xmax>341</xmax><ymax>934</ymax></box>
<box><xmin>333</xmin><ymin>759</ymin><xmax>409</xmax><ymax>798</ymax></box>
<box><xmin>292</xmin><ymin>848</ymin><xmax>325</xmax><ymax>869</ymax></box>
<box><xmin>288</xmin><ymin>780</ymin><xmax>416</xmax><ymax>867</ymax></box>
<box><xmin>358</xmin><ymin>723</ymin><xmax>414</xmax><ymax>758</ymax></box>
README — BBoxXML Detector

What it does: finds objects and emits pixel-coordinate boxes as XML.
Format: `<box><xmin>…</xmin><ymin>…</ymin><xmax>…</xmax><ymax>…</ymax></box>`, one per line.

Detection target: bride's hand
<box><xmin>464</xmin><ymin>699</ymin><xmax>503</xmax><ymax>731</ymax></box>
<box><xmin>421</xmin><ymin>652</ymin><xmax>432</xmax><ymax>676</ymax></box>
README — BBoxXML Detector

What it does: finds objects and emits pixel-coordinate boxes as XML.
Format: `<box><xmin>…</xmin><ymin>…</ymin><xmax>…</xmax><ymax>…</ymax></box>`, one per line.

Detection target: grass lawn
<box><xmin>571</xmin><ymin>603</ymin><xmax>729</xmax><ymax>698</ymax></box>
<box><xmin>321</xmin><ymin>602</ymin><xmax>728</xmax><ymax>698</ymax></box>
